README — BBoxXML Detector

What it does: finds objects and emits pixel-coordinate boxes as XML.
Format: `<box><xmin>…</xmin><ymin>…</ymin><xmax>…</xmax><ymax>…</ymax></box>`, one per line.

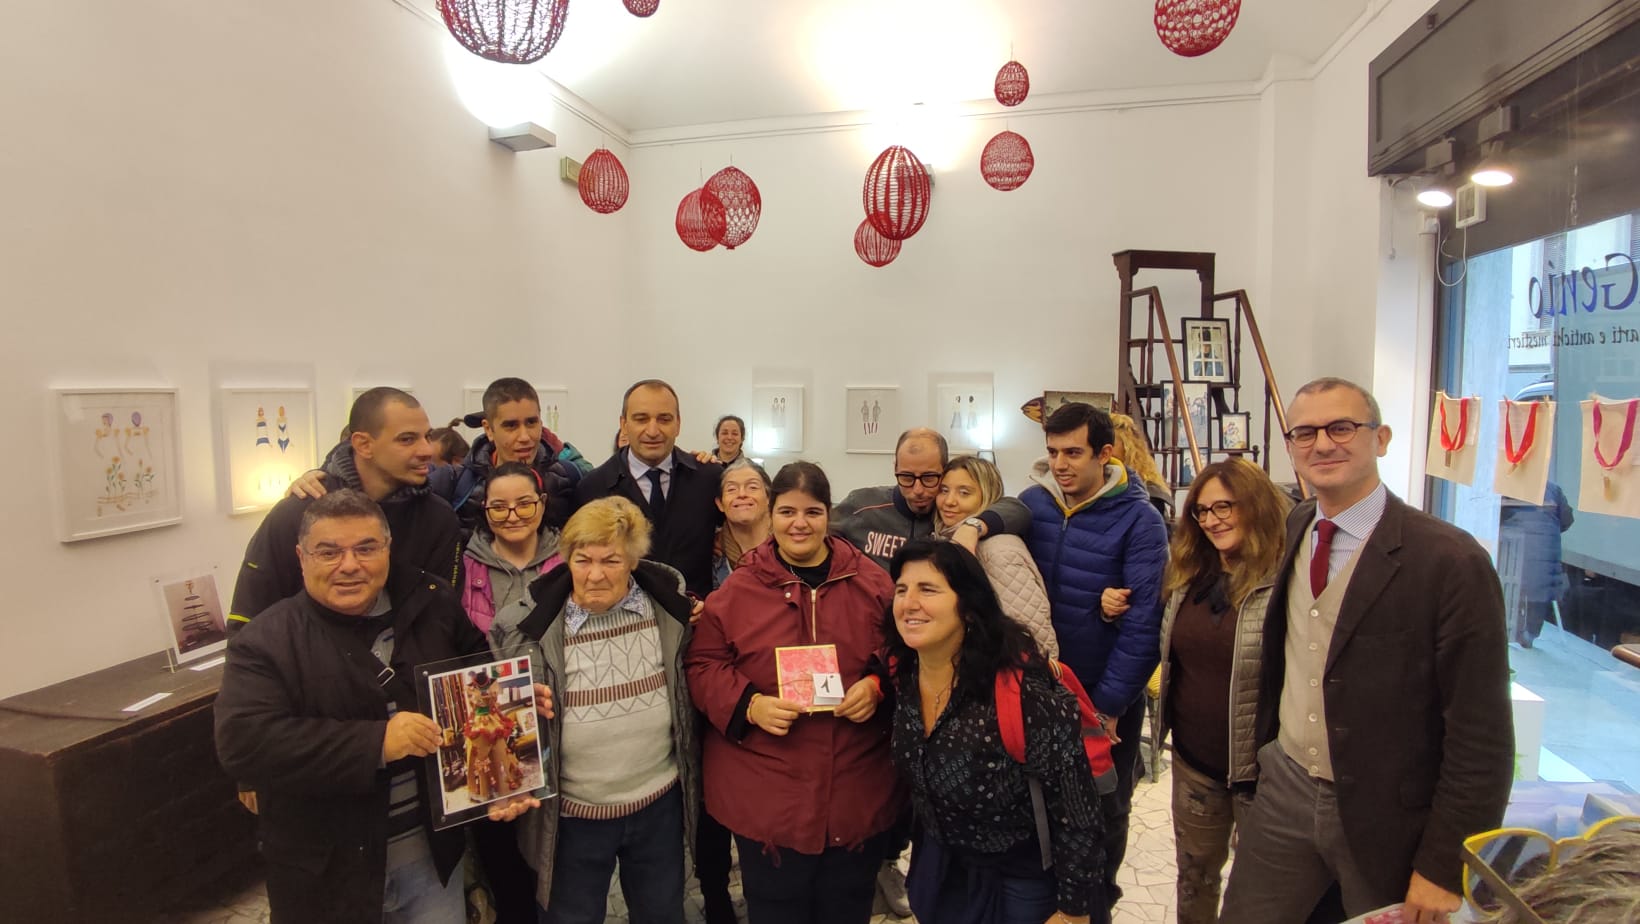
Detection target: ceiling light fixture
<box><xmin>1471</xmin><ymin>107</ymin><xmax>1517</xmax><ymax>188</ymax></box>
<box><xmin>1470</xmin><ymin>146</ymin><xmax>1515</xmax><ymax>188</ymax></box>
<box><xmin>1417</xmin><ymin>184</ymin><xmax>1454</xmax><ymax>209</ymax></box>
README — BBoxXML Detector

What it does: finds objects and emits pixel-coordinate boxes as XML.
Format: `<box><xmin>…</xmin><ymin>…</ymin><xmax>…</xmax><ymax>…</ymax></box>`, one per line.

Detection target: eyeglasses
<box><xmin>722</xmin><ymin>481</ymin><xmax>766</xmax><ymax>496</ymax></box>
<box><xmin>1460</xmin><ymin>814</ymin><xmax>1640</xmax><ymax>922</ymax></box>
<box><xmin>303</xmin><ymin>540</ymin><xmax>389</xmax><ymax>566</ymax></box>
<box><xmin>1283</xmin><ymin>419</ymin><xmax>1379</xmax><ymax>447</ymax></box>
<box><xmin>895</xmin><ymin>472</ymin><xmax>942</xmax><ymax>489</ymax></box>
<box><xmin>1191</xmin><ymin>500</ymin><xmax>1236</xmax><ymax>522</ymax></box>
<box><xmin>486</xmin><ymin>498</ymin><xmax>542</xmax><ymax>522</ymax></box>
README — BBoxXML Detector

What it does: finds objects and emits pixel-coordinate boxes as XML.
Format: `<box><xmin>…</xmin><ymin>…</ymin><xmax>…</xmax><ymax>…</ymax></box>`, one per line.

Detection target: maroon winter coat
<box><xmin>685</xmin><ymin>536</ymin><xmax>903</xmax><ymax>854</ymax></box>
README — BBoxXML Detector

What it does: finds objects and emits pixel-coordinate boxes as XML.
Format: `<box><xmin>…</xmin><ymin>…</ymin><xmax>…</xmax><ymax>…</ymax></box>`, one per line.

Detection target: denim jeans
<box><xmin>538</xmin><ymin>785</ymin><xmax>686</xmax><ymax>924</ymax></box>
<box><xmin>382</xmin><ymin>834</ymin><xmax>466</xmax><ymax>924</ymax></box>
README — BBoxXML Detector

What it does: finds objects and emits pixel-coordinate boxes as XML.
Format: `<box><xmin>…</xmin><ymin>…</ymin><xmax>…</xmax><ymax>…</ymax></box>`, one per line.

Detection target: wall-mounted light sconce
<box><xmin>489</xmin><ymin>123</ymin><xmax>557</xmax><ymax>152</ymax></box>
<box><xmin>1470</xmin><ymin>106</ymin><xmax>1517</xmax><ymax>187</ymax></box>
<box><xmin>1416</xmin><ymin>139</ymin><xmax>1457</xmax><ymax>208</ymax></box>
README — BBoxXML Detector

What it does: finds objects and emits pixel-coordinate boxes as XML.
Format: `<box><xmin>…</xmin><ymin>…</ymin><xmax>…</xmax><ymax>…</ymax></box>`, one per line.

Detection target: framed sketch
<box><xmin>1163</xmin><ymin>382</ymin><xmax>1212</xmax><ymax>449</ymax></box>
<box><xmin>418</xmin><ymin>654</ymin><xmax>551</xmax><ymax>829</ymax></box>
<box><xmin>845</xmin><ymin>387</ymin><xmax>900</xmax><ymax>454</ymax></box>
<box><xmin>152</xmin><ymin>566</ymin><xmax>229</xmax><ymax>666</ymax></box>
<box><xmin>50</xmin><ymin>387</ymin><xmax>183</xmax><ymax>542</ymax></box>
<box><xmin>460</xmin><ymin>386</ymin><xmax>569</xmax><ymax>438</ymax></box>
<box><xmin>219</xmin><ymin>387</ymin><xmax>316</xmax><ymax>515</ymax></box>
<box><xmin>1044</xmin><ymin>390</ymin><xmax>1114</xmax><ymax>413</ymax></box>
<box><xmin>1219</xmin><ymin>412</ymin><xmax>1251</xmax><ymax>451</ymax></box>
<box><xmin>1181</xmin><ymin>318</ymin><xmax>1232</xmax><ymax>384</ymax></box>
<box><xmin>751</xmin><ymin>385</ymin><xmax>804</xmax><ymax>453</ymax></box>
<box><xmin>934</xmin><ymin>382</ymin><xmax>994</xmax><ymax>452</ymax></box>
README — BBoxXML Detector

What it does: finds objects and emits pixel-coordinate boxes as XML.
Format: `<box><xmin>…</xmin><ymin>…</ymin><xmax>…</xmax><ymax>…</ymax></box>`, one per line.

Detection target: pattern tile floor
<box><xmin>164</xmin><ymin>757</ymin><xmax>1183</xmax><ymax>923</ymax></box>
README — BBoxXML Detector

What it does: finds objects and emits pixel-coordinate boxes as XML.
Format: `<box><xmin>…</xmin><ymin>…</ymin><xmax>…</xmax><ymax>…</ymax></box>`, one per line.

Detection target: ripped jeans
<box><xmin>1170</xmin><ymin>752</ymin><xmax>1252</xmax><ymax>924</ymax></box>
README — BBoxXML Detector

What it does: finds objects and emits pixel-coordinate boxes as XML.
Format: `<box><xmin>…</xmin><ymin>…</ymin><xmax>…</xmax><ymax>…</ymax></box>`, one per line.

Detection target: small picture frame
<box><xmin>1182</xmin><ymin>318</ymin><xmax>1232</xmax><ymax>384</ymax></box>
<box><xmin>418</xmin><ymin>654</ymin><xmax>552</xmax><ymax>829</ymax></box>
<box><xmin>1219</xmin><ymin>412</ymin><xmax>1251</xmax><ymax>451</ymax></box>
<box><xmin>775</xmin><ymin>644</ymin><xmax>842</xmax><ymax>713</ymax></box>
<box><xmin>151</xmin><ymin>566</ymin><xmax>229</xmax><ymax>667</ymax></box>
<box><xmin>50</xmin><ymin>387</ymin><xmax>183</xmax><ymax>542</ymax></box>
<box><xmin>845</xmin><ymin>387</ymin><xmax>900</xmax><ymax>454</ymax></box>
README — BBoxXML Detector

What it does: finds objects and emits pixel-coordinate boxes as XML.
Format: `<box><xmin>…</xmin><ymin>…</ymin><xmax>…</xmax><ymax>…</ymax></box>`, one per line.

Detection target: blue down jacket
<box><xmin>1021</xmin><ymin>461</ymin><xmax>1168</xmax><ymax>715</ymax></box>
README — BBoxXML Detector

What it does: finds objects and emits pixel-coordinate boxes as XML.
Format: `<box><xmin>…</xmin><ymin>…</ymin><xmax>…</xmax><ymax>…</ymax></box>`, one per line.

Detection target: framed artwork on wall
<box><xmin>463</xmin><ymin>386</ymin><xmax>570</xmax><ymax>438</ymax></box>
<box><xmin>1181</xmin><ymin>318</ymin><xmax>1232</xmax><ymax>384</ymax></box>
<box><xmin>50</xmin><ymin>387</ymin><xmax>183</xmax><ymax>542</ymax></box>
<box><xmin>1163</xmin><ymin>382</ymin><xmax>1212</xmax><ymax>449</ymax></box>
<box><xmin>845</xmin><ymin>387</ymin><xmax>900</xmax><ymax>454</ymax></box>
<box><xmin>219</xmin><ymin>387</ymin><xmax>317</xmax><ymax>515</ymax></box>
<box><xmin>934</xmin><ymin>381</ymin><xmax>994</xmax><ymax>452</ymax></box>
<box><xmin>151</xmin><ymin>565</ymin><xmax>229</xmax><ymax>667</ymax></box>
<box><xmin>751</xmin><ymin>385</ymin><xmax>804</xmax><ymax>453</ymax></box>
<box><xmin>1219</xmin><ymin>412</ymin><xmax>1251</xmax><ymax>451</ymax></box>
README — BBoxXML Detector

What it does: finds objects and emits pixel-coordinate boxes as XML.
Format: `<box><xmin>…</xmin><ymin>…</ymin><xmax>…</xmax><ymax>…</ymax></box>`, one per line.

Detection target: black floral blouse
<box><xmin>891</xmin><ymin>662</ymin><xmax>1105</xmax><ymax>916</ymax></box>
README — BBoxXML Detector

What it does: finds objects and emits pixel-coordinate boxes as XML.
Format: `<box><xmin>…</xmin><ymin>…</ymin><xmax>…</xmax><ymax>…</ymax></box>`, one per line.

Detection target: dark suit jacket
<box><xmin>577</xmin><ymin>448</ymin><xmax>723</xmax><ymax>598</ymax></box>
<box><xmin>1253</xmin><ymin>492</ymin><xmax>1514</xmax><ymax>896</ymax></box>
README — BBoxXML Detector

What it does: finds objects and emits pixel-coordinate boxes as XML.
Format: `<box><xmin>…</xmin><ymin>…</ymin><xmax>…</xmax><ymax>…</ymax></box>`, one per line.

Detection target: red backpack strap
<box><xmin>994</xmin><ymin>666</ymin><xmax>1026</xmax><ymax>764</ymax></box>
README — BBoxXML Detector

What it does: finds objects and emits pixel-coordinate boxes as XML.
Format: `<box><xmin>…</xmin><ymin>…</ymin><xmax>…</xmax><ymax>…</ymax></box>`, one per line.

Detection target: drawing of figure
<box><xmin>547</xmin><ymin>404</ymin><xmax>560</xmax><ymax>433</ymax></box>
<box><xmin>255</xmin><ymin>406</ymin><xmax>272</xmax><ymax>449</ymax></box>
<box><xmin>771</xmin><ymin>395</ymin><xmax>782</xmax><ymax>429</ymax></box>
<box><xmin>967</xmin><ymin>395</ymin><xmax>977</xmax><ymax>430</ymax></box>
<box><xmin>871</xmin><ymin>399</ymin><xmax>882</xmax><ymax>435</ymax></box>
<box><xmin>124</xmin><ymin>410</ymin><xmax>152</xmax><ymax>460</ymax></box>
<box><xmin>463</xmin><ymin>673</ymin><xmax>523</xmax><ymax>803</ymax></box>
<box><xmin>276</xmin><ymin>405</ymin><xmax>291</xmax><ymax>452</ymax></box>
<box><xmin>860</xmin><ymin>400</ymin><xmax>871</xmax><ymax>435</ymax></box>
<box><xmin>94</xmin><ymin>412</ymin><xmax>116</xmax><ymax>458</ymax></box>
<box><xmin>777</xmin><ymin>397</ymin><xmax>786</xmax><ymax>429</ymax></box>
<box><xmin>951</xmin><ymin>396</ymin><xmax>962</xmax><ymax>431</ymax></box>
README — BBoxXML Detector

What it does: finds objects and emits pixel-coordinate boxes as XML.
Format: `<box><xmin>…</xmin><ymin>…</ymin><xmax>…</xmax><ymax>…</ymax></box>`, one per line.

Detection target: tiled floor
<box><xmin>165</xmin><ymin>758</ymin><xmax>1184</xmax><ymax>924</ymax></box>
<box><xmin>1508</xmin><ymin>622</ymin><xmax>1640</xmax><ymax>790</ymax></box>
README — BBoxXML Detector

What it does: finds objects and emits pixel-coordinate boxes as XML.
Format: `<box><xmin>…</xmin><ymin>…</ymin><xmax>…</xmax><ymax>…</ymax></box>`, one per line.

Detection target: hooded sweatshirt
<box><xmin>461</xmin><ymin>528</ymin><xmax>561</xmax><ymax>639</ymax></box>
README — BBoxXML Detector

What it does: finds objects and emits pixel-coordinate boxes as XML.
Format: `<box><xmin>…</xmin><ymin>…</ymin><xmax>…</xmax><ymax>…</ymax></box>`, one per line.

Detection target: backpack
<box><xmin>995</xmin><ymin>659</ymin><xmax>1118</xmax><ymax>869</ymax></box>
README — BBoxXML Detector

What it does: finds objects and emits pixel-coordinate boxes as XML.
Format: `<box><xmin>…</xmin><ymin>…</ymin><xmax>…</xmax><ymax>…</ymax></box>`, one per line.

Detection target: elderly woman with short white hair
<box><xmin>492</xmin><ymin>495</ymin><xmax>699</xmax><ymax>924</ymax></box>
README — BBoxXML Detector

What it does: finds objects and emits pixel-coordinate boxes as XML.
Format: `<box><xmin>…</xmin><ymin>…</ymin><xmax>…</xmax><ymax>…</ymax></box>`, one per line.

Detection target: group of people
<box><xmin>214</xmin><ymin>374</ymin><xmax>1519</xmax><ymax>924</ymax></box>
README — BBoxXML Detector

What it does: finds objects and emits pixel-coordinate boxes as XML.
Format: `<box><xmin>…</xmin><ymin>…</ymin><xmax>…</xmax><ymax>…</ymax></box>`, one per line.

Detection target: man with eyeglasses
<box><xmin>1019</xmin><ymin>401</ymin><xmax>1169</xmax><ymax>915</ymax></box>
<box><xmin>833</xmin><ymin>427</ymin><xmax>1030</xmax><ymax>571</ymax></box>
<box><xmin>229</xmin><ymin>387</ymin><xmax>464</xmax><ymax>633</ymax></box>
<box><xmin>216</xmin><ymin>489</ymin><xmax>496</xmax><ymax>923</ymax></box>
<box><xmin>1220</xmin><ymin>377</ymin><xmax>1512</xmax><ymax>924</ymax></box>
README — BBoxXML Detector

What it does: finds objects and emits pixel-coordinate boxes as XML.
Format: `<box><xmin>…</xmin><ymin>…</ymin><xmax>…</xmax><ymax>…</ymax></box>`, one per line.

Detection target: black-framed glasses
<box><xmin>485</xmin><ymin>498</ymin><xmax>542</xmax><ymax>522</ymax></box>
<box><xmin>1283</xmin><ymin>419</ymin><xmax>1379</xmax><ymax>447</ymax></box>
<box><xmin>895</xmin><ymin>471</ymin><xmax>942</xmax><ymax>489</ymax></box>
<box><xmin>1191</xmin><ymin>500</ymin><xmax>1236</xmax><ymax>522</ymax></box>
<box><xmin>303</xmin><ymin>540</ymin><xmax>389</xmax><ymax>566</ymax></box>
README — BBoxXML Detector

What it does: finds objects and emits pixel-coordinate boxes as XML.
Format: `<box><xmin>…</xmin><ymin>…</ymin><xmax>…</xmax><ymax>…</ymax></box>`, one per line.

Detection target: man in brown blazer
<box><xmin>1219</xmin><ymin>378</ymin><xmax>1513</xmax><ymax>924</ymax></box>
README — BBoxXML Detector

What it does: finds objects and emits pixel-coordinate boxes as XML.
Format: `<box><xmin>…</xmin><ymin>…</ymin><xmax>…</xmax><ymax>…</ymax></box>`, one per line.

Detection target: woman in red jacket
<box><xmin>686</xmin><ymin>461</ymin><xmax>902</xmax><ymax>924</ymax></box>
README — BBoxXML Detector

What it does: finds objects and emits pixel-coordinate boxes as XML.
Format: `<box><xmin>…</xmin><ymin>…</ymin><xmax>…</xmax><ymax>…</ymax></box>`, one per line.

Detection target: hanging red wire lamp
<box><xmin>675</xmin><ymin>188</ymin><xmax>726</xmax><ymax>252</ymax></box>
<box><xmin>623</xmin><ymin>0</ymin><xmax>659</xmax><ymax>16</ymax></box>
<box><xmin>863</xmin><ymin>145</ymin><xmax>931</xmax><ymax>241</ymax></box>
<box><xmin>439</xmin><ymin>0</ymin><xmax>571</xmax><ymax>65</ymax></box>
<box><xmin>980</xmin><ymin>130</ymin><xmax>1034</xmax><ymax>191</ymax></box>
<box><xmin>578</xmin><ymin>148</ymin><xmax>629</xmax><ymax>214</ymax></box>
<box><xmin>1154</xmin><ymin>0</ymin><xmax>1242</xmax><ymax>58</ymax></box>
<box><xmin>994</xmin><ymin>60</ymin><xmax>1030</xmax><ymax>107</ymax></box>
<box><xmin>704</xmin><ymin>166</ymin><xmax>762</xmax><ymax>249</ymax></box>
<box><xmin>854</xmin><ymin>219</ymin><xmax>902</xmax><ymax>268</ymax></box>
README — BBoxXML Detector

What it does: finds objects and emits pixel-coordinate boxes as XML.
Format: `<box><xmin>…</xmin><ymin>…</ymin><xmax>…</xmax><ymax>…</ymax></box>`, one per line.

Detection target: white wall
<box><xmin>0</xmin><ymin>0</ymin><xmax>1441</xmax><ymax>697</ymax></box>
<box><xmin>0</xmin><ymin>0</ymin><xmax>632</xmax><ymax>697</ymax></box>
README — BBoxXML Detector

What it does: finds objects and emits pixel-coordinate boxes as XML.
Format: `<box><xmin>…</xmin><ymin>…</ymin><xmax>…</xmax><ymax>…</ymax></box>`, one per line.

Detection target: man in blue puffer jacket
<box><xmin>1021</xmin><ymin>402</ymin><xmax>1168</xmax><ymax>914</ymax></box>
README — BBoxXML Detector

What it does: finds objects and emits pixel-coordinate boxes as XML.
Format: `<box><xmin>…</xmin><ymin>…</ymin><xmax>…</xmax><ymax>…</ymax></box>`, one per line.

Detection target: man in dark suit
<box><xmin>575</xmin><ymin>378</ymin><xmax>734</xmax><ymax>924</ymax></box>
<box><xmin>576</xmin><ymin>379</ymin><xmax>723</xmax><ymax>599</ymax></box>
<box><xmin>1219</xmin><ymin>378</ymin><xmax>1513</xmax><ymax>924</ymax></box>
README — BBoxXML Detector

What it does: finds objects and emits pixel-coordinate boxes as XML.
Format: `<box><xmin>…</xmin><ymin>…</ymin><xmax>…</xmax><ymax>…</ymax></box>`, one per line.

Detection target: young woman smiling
<box><xmin>686</xmin><ymin>461</ymin><xmax>900</xmax><ymax>924</ymax></box>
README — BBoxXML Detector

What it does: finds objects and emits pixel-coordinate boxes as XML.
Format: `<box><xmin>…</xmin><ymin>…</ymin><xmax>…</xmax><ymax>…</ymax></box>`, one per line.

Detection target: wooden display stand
<box><xmin>0</xmin><ymin>652</ymin><xmax>256</xmax><ymax>922</ymax></box>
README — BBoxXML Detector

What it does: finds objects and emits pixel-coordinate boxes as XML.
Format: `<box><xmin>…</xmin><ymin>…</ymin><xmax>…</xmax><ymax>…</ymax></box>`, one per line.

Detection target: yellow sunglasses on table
<box><xmin>1460</xmin><ymin>814</ymin><xmax>1640</xmax><ymax>922</ymax></box>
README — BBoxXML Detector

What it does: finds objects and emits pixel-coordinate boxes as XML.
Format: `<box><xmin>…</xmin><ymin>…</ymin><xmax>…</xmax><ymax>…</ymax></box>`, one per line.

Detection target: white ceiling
<box><xmin>418</xmin><ymin>0</ymin><xmax>1373</xmax><ymax>135</ymax></box>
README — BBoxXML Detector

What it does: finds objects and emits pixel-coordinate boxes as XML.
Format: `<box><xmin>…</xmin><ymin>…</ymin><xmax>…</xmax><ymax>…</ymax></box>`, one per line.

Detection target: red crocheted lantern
<box><xmin>862</xmin><ymin>146</ymin><xmax>931</xmax><ymax>241</ymax></box>
<box><xmin>578</xmin><ymin>148</ymin><xmax>629</xmax><ymax>214</ymax></box>
<box><xmin>994</xmin><ymin>60</ymin><xmax>1030</xmax><ymax>107</ymax></box>
<box><xmin>980</xmin><ymin>131</ymin><xmax>1034</xmax><ymax>191</ymax></box>
<box><xmin>1154</xmin><ymin>0</ymin><xmax>1242</xmax><ymax>58</ymax></box>
<box><xmin>675</xmin><ymin>188</ymin><xmax>726</xmax><ymax>252</ymax></box>
<box><xmin>623</xmin><ymin>0</ymin><xmax>659</xmax><ymax>16</ymax></box>
<box><xmin>439</xmin><ymin>0</ymin><xmax>570</xmax><ymax>64</ymax></box>
<box><xmin>854</xmin><ymin>219</ymin><xmax>902</xmax><ymax>268</ymax></box>
<box><xmin>704</xmin><ymin>166</ymin><xmax>762</xmax><ymax>250</ymax></box>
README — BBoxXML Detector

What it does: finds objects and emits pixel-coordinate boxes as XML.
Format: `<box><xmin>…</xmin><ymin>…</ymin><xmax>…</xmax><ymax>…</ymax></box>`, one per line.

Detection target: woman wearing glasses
<box><xmin>461</xmin><ymin>461</ymin><xmax>562</xmax><ymax>923</ymax></box>
<box><xmin>1155</xmin><ymin>458</ymin><xmax>1291</xmax><ymax>923</ymax></box>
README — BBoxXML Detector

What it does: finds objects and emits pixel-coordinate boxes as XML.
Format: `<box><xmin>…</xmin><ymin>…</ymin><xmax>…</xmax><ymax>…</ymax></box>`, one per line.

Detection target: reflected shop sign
<box><xmin>1515</xmin><ymin>253</ymin><xmax>1640</xmax><ymax>350</ymax></box>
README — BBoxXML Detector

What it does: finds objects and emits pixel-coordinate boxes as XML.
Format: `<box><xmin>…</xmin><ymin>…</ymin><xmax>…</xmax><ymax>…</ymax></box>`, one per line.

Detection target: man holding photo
<box><xmin>215</xmin><ymin>490</ymin><xmax>539</xmax><ymax>923</ymax></box>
